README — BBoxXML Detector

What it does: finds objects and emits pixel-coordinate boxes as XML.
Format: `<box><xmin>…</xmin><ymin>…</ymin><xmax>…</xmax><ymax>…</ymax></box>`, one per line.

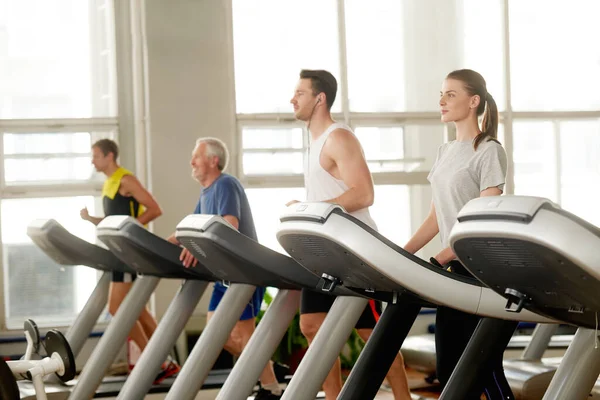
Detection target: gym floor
<box><xmin>135</xmin><ymin>368</ymin><xmax>441</xmax><ymax>399</ymax></box>
<box><xmin>173</xmin><ymin>368</ymin><xmax>441</xmax><ymax>400</ymax></box>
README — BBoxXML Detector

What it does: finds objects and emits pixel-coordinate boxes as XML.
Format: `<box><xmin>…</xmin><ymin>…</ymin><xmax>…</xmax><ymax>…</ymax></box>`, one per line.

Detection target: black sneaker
<box><xmin>273</xmin><ymin>362</ymin><xmax>290</xmax><ymax>382</ymax></box>
<box><xmin>253</xmin><ymin>388</ymin><xmax>283</xmax><ymax>400</ymax></box>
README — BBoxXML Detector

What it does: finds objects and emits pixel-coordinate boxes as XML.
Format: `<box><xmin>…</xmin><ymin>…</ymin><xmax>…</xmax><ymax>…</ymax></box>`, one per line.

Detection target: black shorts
<box><xmin>112</xmin><ymin>271</ymin><xmax>136</xmax><ymax>283</ymax></box>
<box><xmin>300</xmin><ymin>289</ymin><xmax>382</xmax><ymax>329</ymax></box>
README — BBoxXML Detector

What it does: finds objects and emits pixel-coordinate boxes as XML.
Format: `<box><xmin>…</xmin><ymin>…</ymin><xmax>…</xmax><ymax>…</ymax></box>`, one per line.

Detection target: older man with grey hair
<box><xmin>168</xmin><ymin>137</ymin><xmax>283</xmax><ymax>399</ymax></box>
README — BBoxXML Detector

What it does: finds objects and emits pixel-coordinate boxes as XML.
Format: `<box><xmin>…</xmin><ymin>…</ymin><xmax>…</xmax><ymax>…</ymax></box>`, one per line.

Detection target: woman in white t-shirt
<box><xmin>404</xmin><ymin>69</ymin><xmax>511</xmax><ymax>400</ymax></box>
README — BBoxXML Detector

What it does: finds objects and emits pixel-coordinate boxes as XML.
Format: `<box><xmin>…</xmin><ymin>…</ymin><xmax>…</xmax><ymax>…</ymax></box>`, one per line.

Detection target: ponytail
<box><xmin>474</xmin><ymin>92</ymin><xmax>499</xmax><ymax>150</ymax></box>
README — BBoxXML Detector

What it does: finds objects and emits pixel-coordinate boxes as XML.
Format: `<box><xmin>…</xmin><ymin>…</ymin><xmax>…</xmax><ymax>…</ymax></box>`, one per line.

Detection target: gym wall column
<box><xmin>142</xmin><ymin>0</ymin><xmax>237</xmax><ymax>322</ymax></box>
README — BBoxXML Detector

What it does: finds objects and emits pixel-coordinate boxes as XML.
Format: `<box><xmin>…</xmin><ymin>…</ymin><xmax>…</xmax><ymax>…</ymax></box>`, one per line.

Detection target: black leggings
<box><xmin>435</xmin><ymin>262</ymin><xmax>513</xmax><ymax>400</ymax></box>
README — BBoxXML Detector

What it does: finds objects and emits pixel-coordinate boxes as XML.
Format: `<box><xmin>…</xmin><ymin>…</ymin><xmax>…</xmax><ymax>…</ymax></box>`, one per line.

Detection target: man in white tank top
<box><xmin>287</xmin><ymin>70</ymin><xmax>411</xmax><ymax>400</ymax></box>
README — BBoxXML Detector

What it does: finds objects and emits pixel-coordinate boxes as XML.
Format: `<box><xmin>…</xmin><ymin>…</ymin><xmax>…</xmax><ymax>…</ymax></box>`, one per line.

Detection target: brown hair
<box><xmin>92</xmin><ymin>138</ymin><xmax>119</xmax><ymax>161</ymax></box>
<box><xmin>299</xmin><ymin>69</ymin><xmax>338</xmax><ymax>110</ymax></box>
<box><xmin>446</xmin><ymin>69</ymin><xmax>499</xmax><ymax>150</ymax></box>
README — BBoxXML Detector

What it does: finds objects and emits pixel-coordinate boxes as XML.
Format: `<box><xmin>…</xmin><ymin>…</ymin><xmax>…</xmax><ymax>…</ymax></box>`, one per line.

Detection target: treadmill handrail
<box><xmin>27</xmin><ymin>218</ymin><xmax>132</xmax><ymax>273</ymax></box>
<box><xmin>98</xmin><ymin>217</ymin><xmax>214</xmax><ymax>280</ymax></box>
<box><xmin>277</xmin><ymin>209</ymin><xmax>553</xmax><ymax>321</ymax></box>
<box><xmin>278</xmin><ymin>203</ymin><xmax>483</xmax><ymax>286</ymax></box>
<box><xmin>177</xmin><ymin>215</ymin><xmax>360</xmax><ymax>295</ymax></box>
<box><xmin>329</xmin><ymin>207</ymin><xmax>486</xmax><ymax>286</ymax></box>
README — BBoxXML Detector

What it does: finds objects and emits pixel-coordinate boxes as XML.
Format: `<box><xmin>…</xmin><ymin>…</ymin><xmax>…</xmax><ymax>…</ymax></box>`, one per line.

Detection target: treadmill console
<box><xmin>176</xmin><ymin>214</ymin><xmax>235</xmax><ymax>233</ymax></box>
<box><xmin>279</xmin><ymin>202</ymin><xmax>344</xmax><ymax>223</ymax></box>
<box><xmin>27</xmin><ymin>218</ymin><xmax>53</xmax><ymax>232</ymax></box>
<box><xmin>97</xmin><ymin>216</ymin><xmax>141</xmax><ymax>231</ymax></box>
<box><xmin>457</xmin><ymin>195</ymin><xmax>557</xmax><ymax>223</ymax></box>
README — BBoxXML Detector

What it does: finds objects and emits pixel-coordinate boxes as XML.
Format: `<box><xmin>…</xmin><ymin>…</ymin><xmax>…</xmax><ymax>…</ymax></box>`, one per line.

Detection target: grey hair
<box><xmin>196</xmin><ymin>137</ymin><xmax>229</xmax><ymax>171</ymax></box>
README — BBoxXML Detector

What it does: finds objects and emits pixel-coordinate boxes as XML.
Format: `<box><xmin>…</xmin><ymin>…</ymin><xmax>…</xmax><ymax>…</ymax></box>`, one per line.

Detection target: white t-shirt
<box><xmin>428</xmin><ymin>139</ymin><xmax>508</xmax><ymax>247</ymax></box>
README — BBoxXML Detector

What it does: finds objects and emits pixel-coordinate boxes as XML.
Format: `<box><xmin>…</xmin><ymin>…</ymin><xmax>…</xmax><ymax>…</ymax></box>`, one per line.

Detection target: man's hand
<box><xmin>80</xmin><ymin>207</ymin><xmax>90</xmax><ymax>221</ymax></box>
<box><xmin>180</xmin><ymin>248</ymin><xmax>198</xmax><ymax>268</ymax></box>
<box><xmin>286</xmin><ymin>200</ymin><xmax>300</xmax><ymax>207</ymax></box>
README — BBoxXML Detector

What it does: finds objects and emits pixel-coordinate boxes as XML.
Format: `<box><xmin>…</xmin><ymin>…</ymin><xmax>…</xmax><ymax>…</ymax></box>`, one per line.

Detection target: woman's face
<box><xmin>439</xmin><ymin>78</ymin><xmax>480</xmax><ymax>123</ymax></box>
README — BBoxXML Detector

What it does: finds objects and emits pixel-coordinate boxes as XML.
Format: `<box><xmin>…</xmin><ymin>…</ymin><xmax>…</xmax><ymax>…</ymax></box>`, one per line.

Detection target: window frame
<box><xmin>0</xmin><ymin>119</ymin><xmax>118</xmax><ymax>330</ymax></box>
<box><xmin>0</xmin><ymin>118</ymin><xmax>118</xmax><ymax>198</ymax></box>
<box><xmin>232</xmin><ymin>0</ymin><xmax>600</xmax><ymax>196</ymax></box>
<box><xmin>0</xmin><ymin>0</ymin><xmax>121</xmax><ymax>331</ymax></box>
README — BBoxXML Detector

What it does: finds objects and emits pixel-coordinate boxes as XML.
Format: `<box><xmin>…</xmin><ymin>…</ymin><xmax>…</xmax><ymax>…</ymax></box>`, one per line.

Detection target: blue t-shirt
<box><xmin>194</xmin><ymin>174</ymin><xmax>257</xmax><ymax>290</ymax></box>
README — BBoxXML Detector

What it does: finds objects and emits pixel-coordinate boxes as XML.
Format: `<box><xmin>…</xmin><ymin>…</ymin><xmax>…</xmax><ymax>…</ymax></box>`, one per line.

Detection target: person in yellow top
<box><xmin>80</xmin><ymin>139</ymin><xmax>178</xmax><ymax>382</ymax></box>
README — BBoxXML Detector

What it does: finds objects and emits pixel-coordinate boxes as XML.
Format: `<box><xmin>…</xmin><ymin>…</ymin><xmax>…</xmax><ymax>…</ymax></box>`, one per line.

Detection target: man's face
<box><xmin>290</xmin><ymin>78</ymin><xmax>319</xmax><ymax>121</ymax></box>
<box><xmin>91</xmin><ymin>146</ymin><xmax>111</xmax><ymax>172</ymax></box>
<box><xmin>190</xmin><ymin>142</ymin><xmax>217</xmax><ymax>182</ymax></box>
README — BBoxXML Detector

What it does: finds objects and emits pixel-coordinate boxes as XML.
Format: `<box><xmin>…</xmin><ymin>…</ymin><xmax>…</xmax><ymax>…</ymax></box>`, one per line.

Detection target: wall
<box><xmin>143</xmin><ymin>0</ymin><xmax>237</xmax><ymax>326</ymax></box>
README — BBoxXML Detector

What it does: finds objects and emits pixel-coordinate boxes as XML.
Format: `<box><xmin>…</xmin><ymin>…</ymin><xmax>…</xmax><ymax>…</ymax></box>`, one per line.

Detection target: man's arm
<box><xmin>120</xmin><ymin>175</ymin><xmax>163</xmax><ymax>225</ymax></box>
<box><xmin>80</xmin><ymin>207</ymin><xmax>104</xmax><ymax>226</ymax></box>
<box><xmin>215</xmin><ymin>180</ymin><xmax>242</xmax><ymax>229</ymax></box>
<box><xmin>222</xmin><ymin>215</ymin><xmax>239</xmax><ymax>230</ymax></box>
<box><xmin>166</xmin><ymin>233</ymin><xmax>179</xmax><ymax>245</ymax></box>
<box><xmin>177</xmin><ymin>215</ymin><xmax>239</xmax><ymax>269</ymax></box>
<box><xmin>321</xmin><ymin>129</ymin><xmax>374</xmax><ymax>212</ymax></box>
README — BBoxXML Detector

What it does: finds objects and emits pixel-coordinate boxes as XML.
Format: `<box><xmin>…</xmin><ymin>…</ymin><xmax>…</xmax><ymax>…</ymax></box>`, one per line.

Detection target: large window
<box><xmin>241</xmin><ymin>128</ymin><xmax>305</xmax><ymax>176</ymax></box>
<box><xmin>246</xmin><ymin>187</ymin><xmax>305</xmax><ymax>254</ymax></box>
<box><xmin>0</xmin><ymin>0</ymin><xmax>118</xmax><ymax>329</ymax></box>
<box><xmin>560</xmin><ymin>120</ymin><xmax>600</xmax><ymax>226</ymax></box>
<box><xmin>343</xmin><ymin>0</ymin><xmax>505</xmax><ymax>112</ymax></box>
<box><xmin>233</xmin><ymin>0</ymin><xmax>505</xmax><ymax>114</ymax></box>
<box><xmin>509</xmin><ymin>0</ymin><xmax>600</xmax><ymax>111</ymax></box>
<box><xmin>343</xmin><ymin>0</ymin><xmax>405</xmax><ymax>112</ymax></box>
<box><xmin>514</xmin><ymin>119</ymin><xmax>600</xmax><ymax>226</ymax></box>
<box><xmin>232</xmin><ymin>0</ymin><xmax>600</xmax><ymax>255</ymax></box>
<box><xmin>2</xmin><ymin>196</ymin><xmax>102</xmax><ymax>328</ymax></box>
<box><xmin>461</xmin><ymin>0</ymin><xmax>505</xmax><ymax>111</ymax></box>
<box><xmin>232</xmin><ymin>0</ymin><xmax>340</xmax><ymax>114</ymax></box>
<box><xmin>512</xmin><ymin>122</ymin><xmax>558</xmax><ymax>201</ymax></box>
<box><xmin>3</xmin><ymin>131</ymin><xmax>114</xmax><ymax>184</ymax></box>
<box><xmin>0</xmin><ymin>0</ymin><xmax>117</xmax><ymax>118</ymax></box>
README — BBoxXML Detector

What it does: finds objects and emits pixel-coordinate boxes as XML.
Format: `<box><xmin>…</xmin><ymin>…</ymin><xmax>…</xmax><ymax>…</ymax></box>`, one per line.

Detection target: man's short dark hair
<box><xmin>92</xmin><ymin>138</ymin><xmax>119</xmax><ymax>161</ymax></box>
<box><xmin>299</xmin><ymin>69</ymin><xmax>337</xmax><ymax>110</ymax></box>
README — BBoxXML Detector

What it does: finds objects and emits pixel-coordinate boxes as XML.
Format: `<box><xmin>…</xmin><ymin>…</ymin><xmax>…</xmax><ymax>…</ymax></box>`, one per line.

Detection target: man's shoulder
<box><xmin>119</xmin><ymin>173</ymin><xmax>138</xmax><ymax>183</ymax></box>
<box><xmin>114</xmin><ymin>167</ymin><xmax>138</xmax><ymax>183</ymax></box>
<box><xmin>215</xmin><ymin>173</ymin><xmax>242</xmax><ymax>188</ymax></box>
<box><xmin>325</xmin><ymin>126</ymin><xmax>359</xmax><ymax>150</ymax></box>
<box><xmin>213</xmin><ymin>174</ymin><xmax>246</xmax><ymax>196</ymax></box>
<box><xmin>328</xmin><ymin>125</ymin><xmax>355</xmax><ymax>141</ymax></box>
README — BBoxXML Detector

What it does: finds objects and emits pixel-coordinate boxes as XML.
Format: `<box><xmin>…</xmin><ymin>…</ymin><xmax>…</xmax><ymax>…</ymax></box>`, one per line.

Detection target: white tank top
<box><xmin>305</xmin><ymin>122</ymin><xmax>377</xmax><ymax>230</ymax></box>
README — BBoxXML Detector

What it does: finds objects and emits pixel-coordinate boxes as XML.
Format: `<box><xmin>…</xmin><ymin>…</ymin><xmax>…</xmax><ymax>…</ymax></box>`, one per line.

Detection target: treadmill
<box><xmin>27</xmin><ymin>219</ymin><xmax>132</xmax><ymax>361</ymax></box>
<box><xmin>449</xmin><ymin>195</ymin><xmax>600</xmax><ymax>400</ymax></box>
<box><xmin>22</xmin><ymin>218</ymin><xmax>226</xmax><ymax>399</ymax></box>
<box><xmin>23</xmin><ymin>219</ymin><xmax>137</xmax><ymax>398</ymax></box>
<box><xmin>69</xmin><ymin>215</ymin><xmax>214</xmax><ymax>400</ymax></box>
<box><xmin>275</xmin><ymin>202</ymin><xmax>553</xmax><ymax>400</ymax></box>
<box><xmin>170</xmin><ymin>213</ymin><xmax>358</xmax><ymax>400</ymax></box>
<box><xmin>400</xmin><ymin>323</ymin><xmax>564</xmax><ymax>400</ymax></box>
